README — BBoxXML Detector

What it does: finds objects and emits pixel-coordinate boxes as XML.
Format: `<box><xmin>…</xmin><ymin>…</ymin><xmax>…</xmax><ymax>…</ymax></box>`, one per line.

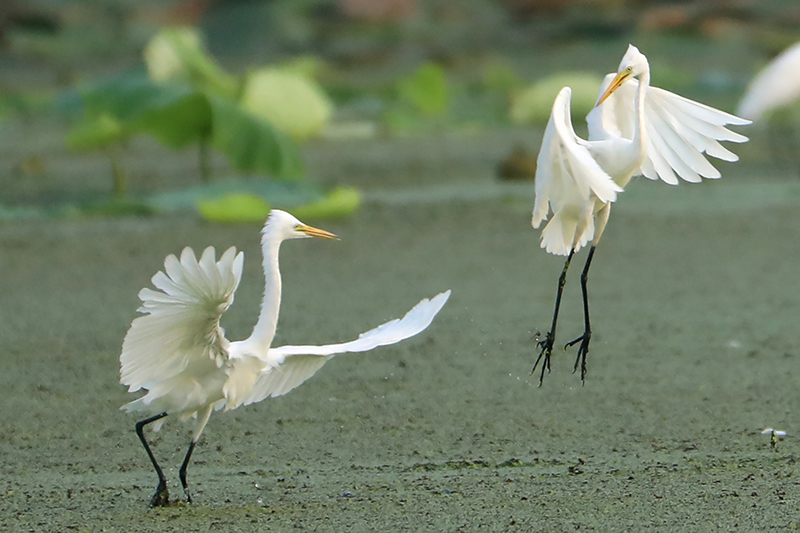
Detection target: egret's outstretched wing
<box><xmin>589</xmin><ymin>75</ymin><xmax>751</xmax><ymax>185</ymax></box>
<box><xmin>533</xmin><ymin>87</ymin><xmax>622</xmax><ymax>255</ymax></box>
<box><xmin>242</xmin><ymin>290</ymin><xmax>451</xmax><ymax>403</ymax></box>
<box><xmin>120</xmin><ymin>246</ymin><xmax>244</xmax><ymax>393</ymax></box>
<box><xmin>738</xmin><ymin>41</ymin><xmax>800</xmax><ymax>121</ymax></box>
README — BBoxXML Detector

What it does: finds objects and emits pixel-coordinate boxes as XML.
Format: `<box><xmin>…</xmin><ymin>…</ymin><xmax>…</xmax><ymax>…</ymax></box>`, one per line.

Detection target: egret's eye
<box><xmin>625</xmin><ymin>66</ymin><xmax>633</xmax><ymax>73</ymax></box>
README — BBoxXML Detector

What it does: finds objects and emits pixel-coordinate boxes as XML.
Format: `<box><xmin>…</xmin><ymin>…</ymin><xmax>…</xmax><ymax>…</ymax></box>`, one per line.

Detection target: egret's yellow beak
<box><xmin>297</xmin><ymin>224</ymin><xmax>339</xmax><ymax>240</ymax></box>
<box><xmin>596</xmin><ymin>71</ymin><xmax>632</xmax><ymax>107</ymax></box>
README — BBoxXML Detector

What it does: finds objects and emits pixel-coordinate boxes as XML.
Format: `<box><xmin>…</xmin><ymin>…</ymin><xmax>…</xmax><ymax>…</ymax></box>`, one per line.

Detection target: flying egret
<box><xmin>120</xmin><ymin>210</ymin><xmax>451</xmax><ymax>507</ymax></box>
<box><xmin>531</xmin><ymin>44</ymin><xmax>750</xmax><ymax>385</ymax></box>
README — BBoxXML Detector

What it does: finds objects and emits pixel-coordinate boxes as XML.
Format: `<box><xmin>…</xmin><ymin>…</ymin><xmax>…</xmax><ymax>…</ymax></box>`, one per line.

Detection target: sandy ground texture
<box><xmin>2</xmin><ymin>128</ymin><xmax>800</xmax><ymax>531</ymax></box>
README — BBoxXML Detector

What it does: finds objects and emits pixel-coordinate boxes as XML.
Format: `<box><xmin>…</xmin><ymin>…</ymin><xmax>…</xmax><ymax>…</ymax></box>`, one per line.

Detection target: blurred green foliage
<box><xmin>51</xmin><ymin>27</ymin><xmax>363</xmax><ymax>221</ymax></box>
<box><xmin>5</xmin><ymin>0</ymin><xmax>773</xmax><ymax>222</ymax></box>
<box><xmin>290</xmin><ymin>187</ymin><xmax>361</xmax><ymax>221</ymax></box>
<box><xmin>198</xmin><ymin>193</ymin><xmax>272</xmax><ymax>223</ymax></box>
<box><xmin>207</xmin><ymin>94</ymin><xmax>303</xmax><ymax>180</ymax></box>
<box><xmin>384</xmin><ymin>63</ymin><xmax>450</xmax><ymax>133</ymax></box>
<box><xmin>510</xmin><ymin>72</ymin><xmax>604</xmax><ymax>126</ymax></box>
<box><xmin>64</xmin><ymin>112</ymin><xmax>126</xmax><ymax>150</ymax></box>
<box><xmin>481</xmin><ymin>61</ymin><xmax>526</xmax><ymax>94</ymax></box>
<box><xmin>65</xmin><ymin>27</ymin><xmax>335</xmax><ymax>196</ymax></box>
<box><xmin>241</xmin><ymin>67</ymin><xmax>333</xmax><ymax>141</ymax></box>
<box><xmin>144</xmin><ymin>27</ymin><xmax>239</xmax><ymax>99</ymax></box>
<box><xmin>196</xmin><ymin>186</ymin><xmax>360</xmax><ymax>223</ymax></box>
<box><xmin>397</xmin><ymin>63</ymin><xmax>449</xmax><ymax>117</ymax></box>
<box><xmin>146</xmin><ymin>177</ymin><xmax>358</xmax><ymax>223</ymax></box>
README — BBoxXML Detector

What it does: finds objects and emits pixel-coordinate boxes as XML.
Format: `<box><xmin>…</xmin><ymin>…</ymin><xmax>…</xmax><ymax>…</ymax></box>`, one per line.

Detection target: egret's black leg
<box><xmin>532</xmin><ymin>249</ymin><xmax>575</xmax><ymax>385</ymax></box>
<box><xmin>135</xmin><ymin>412</ymin><xmax>170</xmax><ymax>507</ymax></box>
<box><xmin>178</xmin><ymin>440</ymin><xmax>197</xmax><ymax>503</ymax></box>
<box><xmin>565</xmin><ymin>245</ymin><xmax>596</xmax><ymax>384</ymax></box>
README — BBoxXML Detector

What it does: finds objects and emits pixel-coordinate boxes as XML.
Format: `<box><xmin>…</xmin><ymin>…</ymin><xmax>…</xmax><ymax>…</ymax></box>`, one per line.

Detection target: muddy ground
<box><xmin>1</xmin><ymin>118</ymin><xmax>800</xmax><ymax>531</ymax></box>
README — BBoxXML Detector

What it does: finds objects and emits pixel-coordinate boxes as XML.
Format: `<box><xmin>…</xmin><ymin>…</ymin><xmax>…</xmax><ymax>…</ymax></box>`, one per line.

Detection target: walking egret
<box><xmin>120</xmin><ymin>210</ymin><xmax>451</xmax><ymax>507</ymax></box>
<box><xmin>531</xmin><ymin>44</ymin><xmax>749</xmax><ymax>385</ymax></box>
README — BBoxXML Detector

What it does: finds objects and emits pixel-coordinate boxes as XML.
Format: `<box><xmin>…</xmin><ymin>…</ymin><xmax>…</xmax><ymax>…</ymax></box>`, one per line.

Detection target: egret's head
<box><xmin>596</xmin><ymin>44</ymin><xmax>649</xmax><ymax>107</ymax></box>
<box><xmin>617</xmin><ymin>44</ymin><xmax>648</xmax><ymax>77</ymax></box>
<box><xmin>265</xmin><ymin>210</ymin><xmax>339</xmax><ymax>242</ymax></box>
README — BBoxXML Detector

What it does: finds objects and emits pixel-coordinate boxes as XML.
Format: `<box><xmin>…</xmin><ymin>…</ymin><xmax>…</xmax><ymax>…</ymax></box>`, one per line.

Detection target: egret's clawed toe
<box><xmin>565</xmin><ymin>332</ymin><xmax>591</xmax><ymax>384</ymax></box>
<box><xmin>532</xmin><ymin>332</ymin><xmax>555</xmax><ymax>386</ymax></box>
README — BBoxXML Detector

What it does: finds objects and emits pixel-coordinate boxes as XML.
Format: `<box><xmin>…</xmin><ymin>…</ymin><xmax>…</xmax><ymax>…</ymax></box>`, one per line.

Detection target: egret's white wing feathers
<box><xmin>241</xmin><ymin>355</ymin><xmax>329</xmax><ymax>406</ymax></box>
<box><xmin>590</xmin><ymin>75</ymin><xmax>750</xmax><ymax>185</ymax></box>
<box><xmin>242</xmin><ymin>290</ymin><xmax>451</xmax><ymax>403</ymax></box>
<box><xmin>269</xmin><ymin>290</ymin><xmax>451</xmax><ymax>357</ymax></box>
<box><xmin>531</xmin><ymin>99</ymin><xmax>559</xmax><ymax>228</ymax></box>
<box><xmin>120</xmin><ymin>246</ymin><xmax>244</xmax><ymax>395</ymax></box>
<box><xmin>533</xmin><ymin>87</ymin><xmax>623</xmax><ymax>255</ymax></box>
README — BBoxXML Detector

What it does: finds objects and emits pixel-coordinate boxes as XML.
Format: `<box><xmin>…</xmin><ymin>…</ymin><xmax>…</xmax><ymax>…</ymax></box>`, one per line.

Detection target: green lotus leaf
<box><xmin>290</xmin><ymin>187</ymin><xmax>361</xmax><ymax>220</ymax></box>
<box><xmin>134</xmin><ymin>90</ymin><xmax>211</xmax><ymax>148</ymax></box>
<box><xmin>198</xmin><ymin>193</ymin><xmax>271</xmax><ymax>223</ymax></box>
<box><xmin>65</xmin><ymin>113</ymin><xmax>126</xmax><ymax>150</ymax></box>
<box><xmin>79</xmin><ymin>73</ymin><xmax>212</xmax><ymax>148</ymax></box>
<box><xmin>510</xmin><ymin>72</ymin><xmax>603</xmax><ymax>126</ymax></box>
<box><xmin>147</xmin><ymin>178</ymin><xmax>324</xmax><ymax>213</ymax></box>
<box><xmin>397</xmin><ymin>63</ymin><xmax>448</xmax><ymax>117</ymax></box>
<box><xmin>143</xmin><ymin>27</ymin><xmax>238</xmax><ymax>98</ymax></box>
<box><xmin>209</xmin><ymin>95</ymin><xmax>304</xmax><ymax>179</ymax></box>
<box><xmin>241</xmin><ymin>68</ymin><xmax>333</xmax><ymax>141</ymax></box>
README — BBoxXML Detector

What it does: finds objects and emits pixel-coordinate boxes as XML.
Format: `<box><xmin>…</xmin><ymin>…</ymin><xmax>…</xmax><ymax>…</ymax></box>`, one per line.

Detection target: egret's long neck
<box><xmin>632</xmin><ymin>69</ymin><xmax>650</xmax><ymax>156</ymax></box>
<box><xmin>248</xmin><ymin>225</ymin><xmax>283</xmax><ymax>351</ymax></box>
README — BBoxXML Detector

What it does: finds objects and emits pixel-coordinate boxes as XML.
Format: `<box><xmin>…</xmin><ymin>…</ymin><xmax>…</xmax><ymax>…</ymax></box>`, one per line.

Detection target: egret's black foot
<box><xmin>532</xmin><ymin>331</ymin><xmax>556</xmax><ymax>386</ymax></box>
<box><xmin>565</xmin><ymin>331</ymin><xmax>591</xmax><ymax>384</ymax></box>
<box><xmin>149</xmin><ymin>480</ymin><xmax>170</xmax><ymax>508</ymax></box>
<box><xmin>183</xmin><ymin>488</ymin><xmax>193</xmax><ymax>504</ymax></box>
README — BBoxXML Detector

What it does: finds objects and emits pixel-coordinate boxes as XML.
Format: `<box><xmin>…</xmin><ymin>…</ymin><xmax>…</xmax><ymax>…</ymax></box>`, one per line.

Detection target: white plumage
<box><xmin>588</xmin><ymin>77</ymin><xmax>749</xmax><ymax>185</ymax></box>
<box><xmin>532</xmin><ymin>87</ymin><xmax>623</xmax><ymax>256</ymax></box>
<box><xmin>533</xmin><ymin>45</ymin><xmax>750</xmax><ymax>257</ymax></box>
<box><xmin>531</xmin><ymin>44</ymin><xmax>749</xmax><ymax>384</ymax></box>
<box><xmin>738</xmin><ymin>41</ymin><xmax>800</xmax><ymax>121</ymax></box>
<box><xmin>120</xmin><ymin>246</ymin><xmax>243</xmax><ymax>424</ymax></box>
<box><xmin>119</xmin><ymin>209</ymin><xmax>451</xmax><ymax>506</ymax></box>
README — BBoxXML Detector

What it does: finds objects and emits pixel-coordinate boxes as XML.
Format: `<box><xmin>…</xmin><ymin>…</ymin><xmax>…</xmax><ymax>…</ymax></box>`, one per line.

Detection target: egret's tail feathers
<box><xmin>540</xmin><ymin>210</ymin><xmax>594</xmax><ymax>256</ymax></box>
<box><xmin>121</xmin><ymin>398</ymin><xmax>169</xmax><ymax>431</ymax></box>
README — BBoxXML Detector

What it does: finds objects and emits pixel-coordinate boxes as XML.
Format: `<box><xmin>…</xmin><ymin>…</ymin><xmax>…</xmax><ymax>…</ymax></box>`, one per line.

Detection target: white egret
<box><xmin>737</xmin><ymin>41</ymin><xmax>800</xmax><ymax>173</ymax></box>
<box><xmin>120</xmin><ymin>210</ymin><xmax>451</xmax><ymax>507</ymax></box>
<box><xmin>531</xmin><ymin>44</ymin><xmax>750</xmax><ymax>385</ymax></box>
<box><xmin>738</xmin><ymin>41</ymin><xmax>800</xmax><ymax>121</ymax></box>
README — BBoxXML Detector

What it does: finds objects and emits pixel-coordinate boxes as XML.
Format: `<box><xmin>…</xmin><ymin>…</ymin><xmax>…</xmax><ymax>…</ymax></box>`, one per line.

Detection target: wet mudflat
<box><xmin>1</xmin><ymin>129</ymin><xmax>799</xmax><ymax>531</ymax></box>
